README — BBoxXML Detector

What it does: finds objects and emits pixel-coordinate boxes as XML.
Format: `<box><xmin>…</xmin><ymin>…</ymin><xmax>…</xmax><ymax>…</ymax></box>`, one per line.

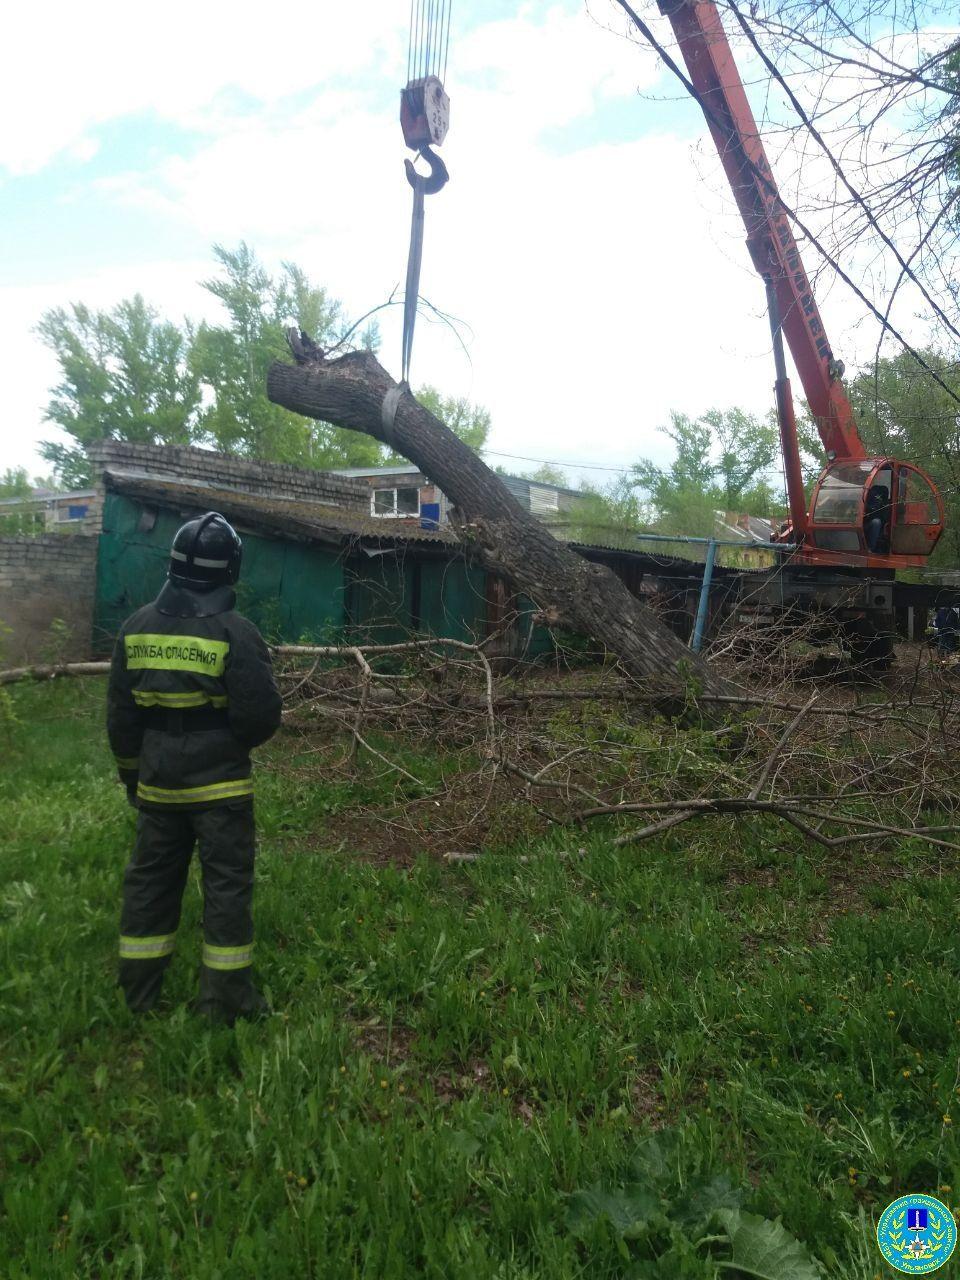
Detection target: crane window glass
<box><xmin>813</xmin><ymin>463</ymin><xmax>872</xmax><ymax>524</ymax></box>
<box><xmin>898</xmin><ymin>470</ymin><xmax>935</xmax><ymax>525</ymax></box>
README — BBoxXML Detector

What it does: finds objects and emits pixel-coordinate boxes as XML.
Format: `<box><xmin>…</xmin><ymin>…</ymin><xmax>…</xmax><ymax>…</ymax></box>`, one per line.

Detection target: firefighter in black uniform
<box><xmin>107</xmin><ymin>512</ymin><xmax>283</xmax><ymax>1021</ymax></box>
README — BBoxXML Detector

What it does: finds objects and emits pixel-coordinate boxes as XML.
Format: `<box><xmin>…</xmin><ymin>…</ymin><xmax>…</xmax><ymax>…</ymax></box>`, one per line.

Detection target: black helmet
<box><xmin>168</xmin><ymin>512</ymin><xmax>242</xmax><ymax>591</ymax></box>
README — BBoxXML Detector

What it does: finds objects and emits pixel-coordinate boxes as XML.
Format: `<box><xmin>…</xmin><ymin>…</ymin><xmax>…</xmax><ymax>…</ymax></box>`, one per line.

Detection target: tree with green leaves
<box><xmin>0</xmin><ymin>468</ymin><xmax>42</xmax><ymax>535</ymax></box>
<box><xmin>631</xmin><ymin>408</ymin><xmax>785</xmax><ymax>537</ymax></box>
<box><xmin>190</xmin><ymin>243</ymin><xmax>383</xmax><ymax>468</ymax></box>
<box><xmin>848</xmin><ymin>347</ymin><xmax>960</xmax><ymax>563</ymax></box>
<box><xmin>412</xmin><ymin>386</ymin><xmax>490</xmax><ymax>453</ymax></box>
<box><xmin>526</xmin><ymin>463</ymin><xmax>568</xmax><ymax>488</ymax></box>
<box><xmin>566</xmin><ymin>476</ymin><xmax>648</xmax><ymax>548</ymax></box>
<box><xmin>37</xmin><ymin>295</ymin><xmax>200</xmax><ymax>488</ymax></box>
<box><xmin>0</xmin><ymin>468</ymin><xmax>32</xmax><ymax>498</ymax></box>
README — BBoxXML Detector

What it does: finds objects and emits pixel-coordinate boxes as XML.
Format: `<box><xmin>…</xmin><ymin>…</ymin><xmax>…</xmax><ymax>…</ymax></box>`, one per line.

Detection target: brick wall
<box><xmin>0</xmin><ymin>535</ymin><xmax>97</xmax><ymax>663</ymax></box>
<box><xmin>87</xmin><ymin>441</ymin><xmax>368</xmax><ymax>512</ymax></box>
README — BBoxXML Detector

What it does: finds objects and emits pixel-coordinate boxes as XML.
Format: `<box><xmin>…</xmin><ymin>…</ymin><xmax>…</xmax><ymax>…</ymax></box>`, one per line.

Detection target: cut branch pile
<box><xmin>7</xmin><ymin>625</ymin><xmax>958</xmax><ymax>860</ymax></box>
<box><xmin>270</xmin><ymin>630</ymin><xmax>960</xmax><ymax>857</ymax></box>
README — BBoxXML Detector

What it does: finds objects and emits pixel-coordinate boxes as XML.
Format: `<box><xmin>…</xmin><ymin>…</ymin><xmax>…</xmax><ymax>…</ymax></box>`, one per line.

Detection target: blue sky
<box><xmin>0</xmin><ymin>0</ymin><xmax>923</xmax><ymax>485</ymax></box>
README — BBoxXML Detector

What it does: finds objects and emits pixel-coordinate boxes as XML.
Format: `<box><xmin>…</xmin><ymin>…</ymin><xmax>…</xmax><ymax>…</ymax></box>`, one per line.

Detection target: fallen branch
<box><xmin>8</xmin><ymin>633</ymin><xmax>960</xmax><ymax>865</ymax></box>
<box><xmin>577</xmin><ymin>795</ymin><xmax>960</xmax><ymax>851</ymax></box>
<box><xmin>0</xmin><ymin>661</ymin><xmax>110</xmax><ymax>686</ymax></box>
<box><xmin>749</xmin><ymin>692</ymin><xmax>818</xmax><ymax>801</ymax></box>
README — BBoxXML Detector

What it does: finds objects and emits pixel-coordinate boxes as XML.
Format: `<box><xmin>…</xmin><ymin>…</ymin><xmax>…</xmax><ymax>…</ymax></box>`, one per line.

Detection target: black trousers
<box><xmin>118</xmin><ymin>802</ymin><xmax>267</xmax><ymax>1020</ymax></box>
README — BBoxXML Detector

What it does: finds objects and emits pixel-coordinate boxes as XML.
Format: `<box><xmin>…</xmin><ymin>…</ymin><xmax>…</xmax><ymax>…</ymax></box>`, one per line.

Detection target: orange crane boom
<box><xmin>656</xmin><ymin>0</ymin><xmax>943</xmax><ymax>568</ymax></box>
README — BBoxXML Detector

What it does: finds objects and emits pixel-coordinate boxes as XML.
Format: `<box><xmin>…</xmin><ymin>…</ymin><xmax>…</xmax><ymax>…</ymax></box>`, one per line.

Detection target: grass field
<box><xmin>2</xmin><ymin>677</ymin><xmax>959</xmax><ymax>1278</ymax></box>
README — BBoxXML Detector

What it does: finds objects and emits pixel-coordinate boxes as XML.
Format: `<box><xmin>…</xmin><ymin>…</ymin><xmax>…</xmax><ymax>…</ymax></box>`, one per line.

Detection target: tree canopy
<box><xmin>36</xmin><ymin>243</ymin><xmax>488</xmax><ymax>486</ymax></box>
<box><xmin>631</xmin><ymin>408</ymin><xmax>787</xmax><ymax>536</ymax></box>
<box><xmin>37</xmin><ymin>295</ymin><xmax>199</xmax><ymax>489</ymax></box>
<box><xmin>0</xmin><ymin>467</ymin><xmax>33</xmax><ymax>499</ymax></box>
<box><xmin>190</xmin><ymin>244</ymin><xmax>383</xmax><ymax>469</ymax></box>
<box><xmin>848</xmin><ymin>346</ymin><xmax>960</xmax><ymax>564</ymax></box>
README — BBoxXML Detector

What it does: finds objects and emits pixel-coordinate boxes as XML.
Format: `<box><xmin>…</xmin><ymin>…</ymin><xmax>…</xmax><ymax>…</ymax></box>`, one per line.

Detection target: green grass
<box><xmin>1</xmin><ymin>680</ymin><xmax>959</xmax><ymax>1277</ymax></box>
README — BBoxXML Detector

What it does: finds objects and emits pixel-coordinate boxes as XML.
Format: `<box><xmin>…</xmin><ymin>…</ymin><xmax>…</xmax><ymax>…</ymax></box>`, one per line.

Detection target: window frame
<box><xmin>370</xmin><ymin>485</ymin><xmax>422</xmax><ymax>519</ymax></box>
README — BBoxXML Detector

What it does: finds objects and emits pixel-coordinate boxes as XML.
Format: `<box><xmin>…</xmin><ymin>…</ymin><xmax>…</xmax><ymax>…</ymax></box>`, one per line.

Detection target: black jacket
<box><xmin>107</xmin><ymin>583</ymin><xmax>283</xmax><ymax>809</ymax></box>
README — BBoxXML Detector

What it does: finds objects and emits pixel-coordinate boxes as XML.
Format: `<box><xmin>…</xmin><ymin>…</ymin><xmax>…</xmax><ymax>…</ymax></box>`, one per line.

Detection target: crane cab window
<box><xmin>892</xmin><ymin>468</ymin><xmax>938</xmax><ymax>554</ymax></box>
<box><xmin>812</xmin><ymin>462</ymin><xmax>872</xmax><ymax>524</ymax></box>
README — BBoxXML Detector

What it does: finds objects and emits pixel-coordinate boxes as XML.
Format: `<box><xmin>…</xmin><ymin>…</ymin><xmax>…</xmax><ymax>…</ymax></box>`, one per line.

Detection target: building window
<box><xmin>371</xmin><ymin>487</ymin><xmax>420</xmax><ymax>518</ymax></box>
<box><xmin>528</xmin><ymin>484</ymin><xmax>560</xmax><ymax>515</ymax></box>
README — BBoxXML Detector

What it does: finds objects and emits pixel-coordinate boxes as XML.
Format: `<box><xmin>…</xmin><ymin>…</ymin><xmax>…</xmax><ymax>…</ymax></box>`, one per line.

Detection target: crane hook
<box><xmin>404</xmin><ymin>145</ymin><xmax>449</xmax><ymax>196</ymax></box>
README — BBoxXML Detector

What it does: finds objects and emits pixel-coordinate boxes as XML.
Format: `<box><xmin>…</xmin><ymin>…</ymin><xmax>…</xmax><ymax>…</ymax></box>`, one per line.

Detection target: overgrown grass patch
<box><xmin>1</xmin><ymin>680</ymin><xmax>958</xmax><ymax>1276</ymax></box>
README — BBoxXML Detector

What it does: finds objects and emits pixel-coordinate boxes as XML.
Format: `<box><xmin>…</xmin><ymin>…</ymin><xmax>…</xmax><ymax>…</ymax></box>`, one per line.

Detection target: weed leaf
<box><xmin>677</xmin><ymin>1174</ymin><xmax>745</xmax><ymax>1229</ymax></box>
<box><xmin>715</xmin><ymin>1209</ymin><xmax>821</xmax><ymax>1279</ymax></box>
<box><xmin>567</xmin><ymin>1183</ymin><xmax>662</xmax><ymax>1239</ymax></box>
<box><xmin>631</xmin><ymin>1131</ymin><xmax>681</xmax><ymax>1184</ymax></box>
<box><xmin>449</xmin><ymin>1130</ymin><xmax>481</xmax><ymax>1160</ymax></box>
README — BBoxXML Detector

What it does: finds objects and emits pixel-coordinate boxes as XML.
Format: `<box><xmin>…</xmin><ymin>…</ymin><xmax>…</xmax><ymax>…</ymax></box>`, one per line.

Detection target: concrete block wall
<box><xmin>0</xmin><ymin>534</ymin><xmax>98</xmax><ymax>663</ymax></box>
<box><xmin>87</xmin><ymin>441</ymin><xmax>369</xmax><ymax>512</ymax></box>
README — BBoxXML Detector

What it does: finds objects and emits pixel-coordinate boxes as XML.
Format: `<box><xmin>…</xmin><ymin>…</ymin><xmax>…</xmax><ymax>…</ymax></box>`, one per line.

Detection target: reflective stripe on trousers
<box><xmin>119</xmin><ymin>933</ymin><xmax>176</xmax><ymax>960</ymax></box>
<box><xmin>203</xmin><ymin>941</ymin><xmax>254</xmax><ymax>971</ymax></box>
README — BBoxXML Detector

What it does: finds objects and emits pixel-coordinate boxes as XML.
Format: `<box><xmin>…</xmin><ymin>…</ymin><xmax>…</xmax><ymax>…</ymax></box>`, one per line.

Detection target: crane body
<box><xmin>657</xmin><ymin>0</ymin><xmax>944</xmax><ymax>572</ymax></box>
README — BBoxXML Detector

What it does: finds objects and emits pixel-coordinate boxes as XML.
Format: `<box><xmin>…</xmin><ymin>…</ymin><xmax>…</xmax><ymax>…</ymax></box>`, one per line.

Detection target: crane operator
<box><xmin>106</xmin><ymin>512</ymin><xmax>283</xmax><ymax>1022</ymax></box>
<box><xmin>864</xmin><ymin>484</ymin><xmax>891</xmax><ymax>554</ymax></box>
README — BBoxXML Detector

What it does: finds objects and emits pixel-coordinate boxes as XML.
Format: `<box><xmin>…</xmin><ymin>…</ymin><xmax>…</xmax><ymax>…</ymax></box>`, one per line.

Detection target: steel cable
<box><xmin>407</xmin><ymin>0</ymin><xmax>452</xmax><ymax>82</ymax></box>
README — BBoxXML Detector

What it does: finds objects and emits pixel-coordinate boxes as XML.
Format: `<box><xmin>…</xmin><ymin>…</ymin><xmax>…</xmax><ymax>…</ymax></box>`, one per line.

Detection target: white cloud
<box><xmin>69</xmin><ymin>137</ymin><xmax>101</xmax><ymax>165</ymax></box>
<box><xmin>1</xmin><ymin>0</ymin><xmax>943</xmax><ymax>489</ymax></box>
<box><xmin>0</xmin><ymin>0</ymin><xmax>408</xmax><ymax>174</ymax></box>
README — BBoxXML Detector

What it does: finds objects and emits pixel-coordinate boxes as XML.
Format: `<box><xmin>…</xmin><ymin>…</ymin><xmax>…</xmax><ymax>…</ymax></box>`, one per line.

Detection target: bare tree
<box><xmin>607</xmin><ymin>0</ymin><xmax>960</xmax><ymax>401</ymax></box>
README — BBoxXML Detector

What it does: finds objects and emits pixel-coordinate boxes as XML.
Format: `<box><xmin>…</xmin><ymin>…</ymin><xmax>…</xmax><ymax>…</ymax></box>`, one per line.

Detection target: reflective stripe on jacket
<box><xmin>107</xmin><ymin>595</ymin><xmax>282</xmax><ymax>810</ymax></box>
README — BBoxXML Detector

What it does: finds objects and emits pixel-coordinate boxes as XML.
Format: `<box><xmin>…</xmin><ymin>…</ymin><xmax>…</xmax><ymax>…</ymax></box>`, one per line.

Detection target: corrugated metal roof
<box><xmin>103</xmin><ymin>470</ymin><xmax>460</xmax><ymax>548</ymax></box>
<box><xmin>0</xmin><ymin>488</ymin><xmax>97</xmax><ymax>507</ymax></box>
<box><xmin>329</xmin><ymin>463</ymin><xmax>425</xmax><ymax>478</ymax></box>
<box><xmin>103</xmin><ymin>468</ymin><xmax>762</xmax><ymax>578</ymax></box>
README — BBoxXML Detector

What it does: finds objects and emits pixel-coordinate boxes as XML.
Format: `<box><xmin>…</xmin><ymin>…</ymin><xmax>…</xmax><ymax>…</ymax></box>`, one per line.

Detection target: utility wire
<box><xmin>482</xmin><ymin>449</ymin><xmax>634</xmax><ymax>474</ymax></box>
<box><xmin>610</xmin><ymin>0</ymin><xmax>960</xmax><ymax>412</ymax></box>
<box><xmin>725</xmin><ymin>0</ymin><xmax>960</xmax><ymax>349</ymax></box>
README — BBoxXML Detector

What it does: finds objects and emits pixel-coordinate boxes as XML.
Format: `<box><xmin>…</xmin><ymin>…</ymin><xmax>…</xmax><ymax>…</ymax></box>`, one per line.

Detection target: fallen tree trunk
<box><xmin>0</xmin><ymin>661</ymin><xmax>110</xmax><ymax>686</ymax></box>
<box><xmin>267</xmin><ymin>348</ymin><xmax>735</xmax><ymax>703</ymax></box>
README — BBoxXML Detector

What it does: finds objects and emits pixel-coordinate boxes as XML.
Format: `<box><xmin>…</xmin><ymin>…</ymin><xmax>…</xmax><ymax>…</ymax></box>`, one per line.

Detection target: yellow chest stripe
<box><xmin>125</xmin><ymin>633</ymin><xmax>229</xmax><ymax>676</ymax></box>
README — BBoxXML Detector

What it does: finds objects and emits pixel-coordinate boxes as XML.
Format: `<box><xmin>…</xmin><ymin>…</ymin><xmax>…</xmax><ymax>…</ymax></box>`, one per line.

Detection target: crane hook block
<box><xmin>400</xmin><ymin>75</ymin><xmax>450</xmax><ymax>151</ymax></box>
<box><xmin>404</xmin><ymin>145</ymin><xmax>449</xmax><ymax>195</ymax></box>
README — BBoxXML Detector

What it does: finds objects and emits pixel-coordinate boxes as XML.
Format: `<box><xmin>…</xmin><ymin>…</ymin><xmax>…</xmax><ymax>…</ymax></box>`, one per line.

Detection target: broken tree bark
<box><xmin>267</xmin><ymin>348</ymin><xmax>736</xmax><ymax>703</ymax></box>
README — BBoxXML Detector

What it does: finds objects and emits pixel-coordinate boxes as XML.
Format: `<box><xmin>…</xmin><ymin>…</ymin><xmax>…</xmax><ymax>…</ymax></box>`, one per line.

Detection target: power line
<box><xmin>481</xmin><ymin>448</ymin><xmax>634</xmax><ymax>474</ymax></box>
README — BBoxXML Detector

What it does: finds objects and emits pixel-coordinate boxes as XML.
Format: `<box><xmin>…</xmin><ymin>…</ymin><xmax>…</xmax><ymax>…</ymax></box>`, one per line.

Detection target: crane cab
<box><xmin>802</xmin><ymin>458</ymin><xmax>944</xmax><ymax>567</ymax></box>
